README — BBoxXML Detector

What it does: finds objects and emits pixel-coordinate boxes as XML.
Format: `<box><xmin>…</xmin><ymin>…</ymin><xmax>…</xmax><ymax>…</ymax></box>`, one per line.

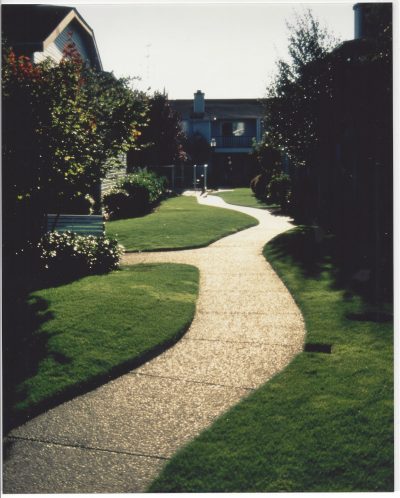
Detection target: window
<box><xmin>181</xmin><ymin>120</ymin><xmax>189</xmax><ymax>133</ymax></box>
<box><xmin>221</xmin><ymin>121</ymin><xmax>246</xmax><ymax>137</ymax></box>
<box><xmin>233</xmin><ymin>122</ymin><xmax>245</xmax><ymax>136</ymax></box>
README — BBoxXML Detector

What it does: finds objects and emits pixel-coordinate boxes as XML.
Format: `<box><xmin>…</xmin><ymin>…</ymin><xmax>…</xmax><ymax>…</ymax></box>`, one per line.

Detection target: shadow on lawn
<box><xmin>267</xmin><ymin>225</ymin><xmax>393</xmax><ymax>314</ymax></box>
<box><xmin>2</xmin><ymin>253</ymin><xmax>80</xmax><ymax>433</ymax></box>
<box><xmin>3</xmin><ymin>282</ymin><xmax>193</xmax><ymax>433</ymax></box>
<box><xmin>267</xmin><ymin>225</ymin><xmax>331</xmax><ymax>279</ymax></box>
<box><xmin>3</xmin><ymin>249</ymin><xmax>90</xmax><ymax>404</ymax></box>
<box><xmin>3</xmin><ymin>287</ymin><xmax>55</xmax><ymax>432</ymax></box>
<box><xmin>3</xmin><ymin>258</ymin><xmax>195</xmax><ymax>434</ymax></box>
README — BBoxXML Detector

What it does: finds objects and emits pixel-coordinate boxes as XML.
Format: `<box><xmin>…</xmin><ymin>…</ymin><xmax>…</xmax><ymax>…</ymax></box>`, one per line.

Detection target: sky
<box><xmin>3</xmin><ymin>0</ymin><xmax>355</xmax><ymax>99</ymax></box>
<box><xmin>75</xmin><ymin>2</ymin><xmax>355</xmax><ymax>99</ymax></box>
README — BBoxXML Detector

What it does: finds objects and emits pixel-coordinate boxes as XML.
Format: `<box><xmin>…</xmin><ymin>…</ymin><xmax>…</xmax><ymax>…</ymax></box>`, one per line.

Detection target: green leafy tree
<box><xmin>260</xmin><ymin>10</ymin><xmax>338</xmax><ymax>217</ymax></box>
<box><xmin>264</xmin><ymin>10</ymin><xmax>338</xmax><ymax>168</ymax></box>
<box><xmin>183</xmin><ymin>131</ymin><xmax>211</xmax><ymax>165</ymax></box>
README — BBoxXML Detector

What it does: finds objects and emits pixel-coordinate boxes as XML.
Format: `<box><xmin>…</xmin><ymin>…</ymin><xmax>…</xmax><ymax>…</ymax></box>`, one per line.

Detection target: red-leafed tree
<box><xmin>128</xmin><ymin>91</ymin><xmax>187</xmax><ymax>169</ymax></box>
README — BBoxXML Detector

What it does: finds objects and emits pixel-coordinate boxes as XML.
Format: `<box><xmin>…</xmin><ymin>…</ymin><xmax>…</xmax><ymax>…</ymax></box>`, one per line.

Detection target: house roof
<box><xmin>171</xmin><ymin>99</ymin><xmax>265</xmax><ymax>120</ymax></box>
<box><xmin>2</xmin><ymin>4</ymin><xmax>102</xmax><ymax>70</ymax></box>
<box><xmin>3</xmin><ymin>5</ymin><xmax>72</xmax><ymax>45</ymax></box>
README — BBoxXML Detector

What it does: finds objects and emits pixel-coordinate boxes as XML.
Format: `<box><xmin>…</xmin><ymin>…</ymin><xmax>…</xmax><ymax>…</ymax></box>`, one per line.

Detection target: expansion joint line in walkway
<box><xmin>182</xmin><ymin>336</ymin><xmax>298</xmax><ymax>347</ymax></box>
<box><xmin>133</xmin><ymin>372</ymin><xmax>255</xmax><ymax>392</ymax></box>
<box><xmin>195</xmin><ymin>311</ymin><xmax>300</xmax><ymax>317</ymax></box>
<box><xmin>6</xmin><ymin>435</ymin><xmax>169</xmax><ymax>461</ymax></box>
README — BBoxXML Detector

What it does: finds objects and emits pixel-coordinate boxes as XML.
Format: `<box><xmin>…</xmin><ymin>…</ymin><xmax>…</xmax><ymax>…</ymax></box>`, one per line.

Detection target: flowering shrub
<box><xmin>37</xmin><ymin>231</ymin><xmax>124</xmax><ymax>280</ymax></box>
<box><xmin>103</xmin><ymin>169</ymin><xmax>166</xmax><ymax>219</ymax></box>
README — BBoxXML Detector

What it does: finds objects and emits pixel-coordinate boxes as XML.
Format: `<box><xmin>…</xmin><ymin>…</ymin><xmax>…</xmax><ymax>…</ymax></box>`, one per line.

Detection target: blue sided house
<box><xmin>170</xmin><ymin>90</ymin><xmax>264</xmax><ymax>187</ymax></box>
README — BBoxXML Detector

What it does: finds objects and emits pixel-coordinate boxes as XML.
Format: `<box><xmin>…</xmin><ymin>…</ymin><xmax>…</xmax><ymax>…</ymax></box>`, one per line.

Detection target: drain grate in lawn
<box><xmin>303</xmin><ymin>343</ymin><xmax>332</xmax><ymax>354</ymax></box>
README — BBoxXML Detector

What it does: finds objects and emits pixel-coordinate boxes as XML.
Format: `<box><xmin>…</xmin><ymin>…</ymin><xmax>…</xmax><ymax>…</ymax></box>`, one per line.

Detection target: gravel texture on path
<box><xmin>3</xmin><ymin>193</ymin><xmax>306</xmax><ymax>493</ymax></box>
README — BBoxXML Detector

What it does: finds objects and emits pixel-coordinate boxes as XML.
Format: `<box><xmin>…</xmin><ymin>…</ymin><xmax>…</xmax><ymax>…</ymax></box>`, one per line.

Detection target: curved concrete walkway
<box><xmin>3</xmin><ymin>194</ymin><xmax>306</xmax><ymax>493</ymax></box>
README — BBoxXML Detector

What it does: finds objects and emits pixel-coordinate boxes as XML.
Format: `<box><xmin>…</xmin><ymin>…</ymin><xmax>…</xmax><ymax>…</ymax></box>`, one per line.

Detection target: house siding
<box><xmin>101</xmin><ymin>165</ymin><xmax>127</xmax><ymax>197</ymax></box>
<box><xmin>192</xmin><ymin>120</ymin><xmax>210</xmax><ymax>141</ymax></box>
<box><xmin>34</xmin><ymin>22</ymin><xmax>91</xmax><ymax>65</ymax></box>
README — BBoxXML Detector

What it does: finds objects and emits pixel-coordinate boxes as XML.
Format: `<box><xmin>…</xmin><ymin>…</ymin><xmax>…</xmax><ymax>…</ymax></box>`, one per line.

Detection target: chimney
<box><xmin>353</xmin><ymin>3</ymin><xmax>392</xmax><ymax>40</ymax></box>
<box><xmin>193</xmin><ymin>90</ymin><xmax>205</xmax><ymax>114</ymax></box>
<box><xmin>353</xmin><ymin>3</ymin><xmax>363</xmax><ymax>39</ymax></box>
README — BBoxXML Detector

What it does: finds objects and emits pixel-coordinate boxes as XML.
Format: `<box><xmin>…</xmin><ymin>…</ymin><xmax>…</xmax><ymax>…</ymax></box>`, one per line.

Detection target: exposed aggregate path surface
<box><xmin>3</xmin><ymin>193</ymin><xmax>306</xmax><ymax>493</ymax></box>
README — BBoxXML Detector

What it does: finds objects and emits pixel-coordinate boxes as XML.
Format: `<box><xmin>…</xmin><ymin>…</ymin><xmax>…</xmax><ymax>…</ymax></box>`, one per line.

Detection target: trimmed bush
<box><xmin>103</xmin><ymin>190</ymin><xmax>133</xmax><ymax>219</ymax></box>
<box><xmin>267</xmin><ymin>173</ymin><xmax>291</xmax><ymax>209</ymax></box>
<box><xmin>119</xmin><ymin>169</ymin><xmax>166</xmax><ymax>203</ymax></box>
<box><xmin>36</xmin><ymin>231</ymin><xmax>124</xmax><ymax>282</ymax></box>
<box><xmin>250</xmin><ymin>173</ymin><xmax>268</xmax><ymax>199</ymax></box>
<box><xmin>103</xmin><ymin>169</ymin><xmax>166</xmax><ymax>219</ymax></box>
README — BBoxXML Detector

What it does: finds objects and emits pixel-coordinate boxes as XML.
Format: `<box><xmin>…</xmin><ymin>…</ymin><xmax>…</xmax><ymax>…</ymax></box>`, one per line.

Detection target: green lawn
<box><xmin>213</xmin><ymin>188</ymin><xmax>278</xmax><ymax>209</ymax></box>
<box><xmin>149</xmin><ymin>226</ymin><xmax>393</xmax><ymax>492</ymax></box>
<box><xmin>4</xmin><ymin>264</ymin><xmax>199</xmax><ymax>429</ymax></box>
<box><xmin>106</xmin><ymin>195</ymin><xmax>258</xmax><ymax>251</ymax></box>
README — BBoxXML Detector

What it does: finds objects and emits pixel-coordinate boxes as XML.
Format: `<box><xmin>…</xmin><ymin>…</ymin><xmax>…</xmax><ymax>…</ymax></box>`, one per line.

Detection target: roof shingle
<box><xmin>171</xmin><ymin>99</ymin><xmax>265</xmax><ymax>120</ymax></box>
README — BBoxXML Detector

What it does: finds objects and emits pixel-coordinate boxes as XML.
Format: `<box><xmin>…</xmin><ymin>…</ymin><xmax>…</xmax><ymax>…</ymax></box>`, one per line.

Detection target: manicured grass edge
<box><xmin>107</xmin><ymin>195</ymin><xmax>259</xmax><ymax>253</ymax></box>
<box><xmin>5</xmin><ymin>267</ymin><xmax>198</xmax><ymax>433</ymax></box>
<box><xmin>123</xmin><ymin>221</ymin><xmax>258</xmax><ymax>253</ymax></box>
<box><xmin>212</xmin><ymin>189</ymin><xmax>279</xmax><ymax>211</ymax></box>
